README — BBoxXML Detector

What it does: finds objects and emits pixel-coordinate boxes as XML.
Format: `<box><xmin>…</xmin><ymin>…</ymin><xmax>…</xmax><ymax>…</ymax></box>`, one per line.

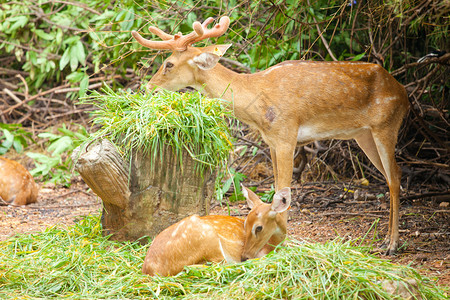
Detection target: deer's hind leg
<box><xmin>355</xmin><ymin>128</ymin><xmax>401</xmax><ymax>255</ymax></box>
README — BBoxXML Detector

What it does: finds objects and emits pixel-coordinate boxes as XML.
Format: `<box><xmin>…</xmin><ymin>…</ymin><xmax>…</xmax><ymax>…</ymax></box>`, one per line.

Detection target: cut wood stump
<box><xmin>72</xmin><ymin>139</ymin><xmax>215</xmax><ymax>242</ymax></box>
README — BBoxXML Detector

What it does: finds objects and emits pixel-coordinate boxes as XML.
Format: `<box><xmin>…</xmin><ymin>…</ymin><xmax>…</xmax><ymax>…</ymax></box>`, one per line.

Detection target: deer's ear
<box><xmin>209</xmin><ymin>44</ymin><xmax>232</xmax><ymax>57</ymax></box>
<box><xmin>241</xmin><ymin>184</ymin><xmax>263</xmax><ymax>209</ymax></box>
<box><xmin>192</xmin><ymin>44</ymin><xmax>231</xmax><ymax>70</ymax></box>
<box><xmin>271</xmin><ymin>187</ymin><xmax>291</xmax><ymax>213</ymax></box>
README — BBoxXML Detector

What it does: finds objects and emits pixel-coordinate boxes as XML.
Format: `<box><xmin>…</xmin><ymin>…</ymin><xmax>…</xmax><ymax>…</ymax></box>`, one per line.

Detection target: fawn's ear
<box><xmin>241</xmin><ymin>184</ymin><xmax>263</xmax><ymax>209</ymax></box>
<box><xmin>271</xmin><ymin>187</ymin><xmax>291</xmax><ymax>213</ymax></box>
<box><xmin>192</xmin><ymin>44</ymin><xmax>231</xmax><ymax>70</ymax></box>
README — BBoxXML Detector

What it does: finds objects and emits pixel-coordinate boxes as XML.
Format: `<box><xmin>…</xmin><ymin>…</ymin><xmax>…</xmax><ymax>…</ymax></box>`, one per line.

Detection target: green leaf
<box><xmin>63</xmin><ymin>36</ymin><xmax>80</xmax><ymax>45</ymax></box>
<box><xmin>59</xmin><ymin>48</ymin><xmax>70</xmax><ymax>70</ymax></box>
<box><xmin>47</xmin><ymin>136</ymin><xmax>73</xmax><ymax>156</ymax></box>
<box><xmin>13</xmin><ymin>138</ymin><xmax>24</xmax><ymax>153</ymax></box>
<box><xmin>27</xmin><ymin>51</ymin><xmax>37</xmax><ymax>65</ymax></box>
<box><xmin>26</xmin><ymin>152</ymin><xmax>60</xmax><ymax>176</ymax></box>
<box><xmin>67</xmin><ymin>71</ymin><xmax>85</xmax><ymax>83</ymax></box>
<box><xmin>38</xmin><ymin>132</ymin><xmax>60</xmax><ymax>140</ymax></box>
<box><xmin>8</xmin><ymin>15</ymin><xmax>28</xmax><ymax>32</ymax></box>
<box><xmin>34</xmin><ymin>29</ymin><xmax>54</xmax><ymax>41</ymax></box>
<box><xmin>351</xmin><ymin>52</ymin><xmax>366</xmax><ymax>61</ymax></box>
<box><xmin>79</xmin><ymin>75</ymin><xmax>89</xmax><ymax>97</ymax></box>
<box><xmin>74</xmin><ymin>41</ymin><xmax>86</xmax><ymax>66</ymax></box>
<box><xmin>221</xmin><ymin>177</ymin><xmax>233</xmax><ymax>195</ymax></box>
<box><xmin>26</xmin><ymin>152</ymin><xmax>50</xmax><ymax>161</ymax></box>
<box><xmin>69</xmin><ymin>46</ymin><xmax>80</xmax><ymax>71</ymax></box>
<box><xmin>2</xmin><ymin>129</ymin><xmax>14</xmax><ymax>149</ymax></box>
<box><xmin>121</xmin><ymin>9</ymin><xmax>135</xmax><ymax>31</ymax></box>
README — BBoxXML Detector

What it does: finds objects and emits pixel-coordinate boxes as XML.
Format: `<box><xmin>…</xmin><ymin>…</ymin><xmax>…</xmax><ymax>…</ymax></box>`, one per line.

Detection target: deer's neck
<box><xmin>196</xmin><ymin>64</ymin><xmax>259</xmax><ymax>125</ymax></box>
<box><xmin>196</xmin><ymin>63</ymin><xmax>246</xmax><ymax>99</ymax></box>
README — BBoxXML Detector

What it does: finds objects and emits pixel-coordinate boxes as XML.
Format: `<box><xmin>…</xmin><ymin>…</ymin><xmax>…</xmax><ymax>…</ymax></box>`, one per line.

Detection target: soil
<box><xmin>1</xmin><ymin>176</ymin><xmax>449</xmax><ymax>289</ymax></box>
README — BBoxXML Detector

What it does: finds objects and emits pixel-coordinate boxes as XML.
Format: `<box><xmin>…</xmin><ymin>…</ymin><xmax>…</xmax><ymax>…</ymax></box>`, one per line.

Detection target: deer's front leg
<box><xmin>273</xmin><ymin>143</ymin><xmax>296</xmax><ymax>191</ymax></box>
<box><xmin>269</xmin><ymin>147</ymin><xmax>278</xmax><ymax>189</ymax></box>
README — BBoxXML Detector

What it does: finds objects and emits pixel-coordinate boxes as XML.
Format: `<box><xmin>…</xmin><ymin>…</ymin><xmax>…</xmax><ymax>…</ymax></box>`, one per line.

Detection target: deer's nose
<box><xmin>145</xmin><ymin>83</ymin><xmax>161</xmax><ymax>94</ymax></box>
<box><xmin>241</xmin><ymin>255</ymin><xmax>249</xmax><ymax>262</ymax></box>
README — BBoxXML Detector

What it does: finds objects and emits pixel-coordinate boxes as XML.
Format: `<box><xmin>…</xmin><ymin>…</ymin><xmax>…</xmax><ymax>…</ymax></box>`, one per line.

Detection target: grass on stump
<box><xmin>80</xmin><ymin>87</ymin><xmax>234</xmax><ymax>173</ymax></box>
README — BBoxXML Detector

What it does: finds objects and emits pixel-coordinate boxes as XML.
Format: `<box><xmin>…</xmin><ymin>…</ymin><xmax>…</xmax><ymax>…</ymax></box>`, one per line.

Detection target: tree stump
<box><xmin>72</xmin><ymin>139</ymin><xmax>215</xmax><ymax>242</ymax></box>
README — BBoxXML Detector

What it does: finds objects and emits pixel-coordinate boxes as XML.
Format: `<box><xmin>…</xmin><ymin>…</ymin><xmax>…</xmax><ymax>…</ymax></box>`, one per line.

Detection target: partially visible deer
<box><xmin>132</xmin><ymin>16</ymin><xmax>409</xmax><ymax>255</ymax></box>
<box><xmin>142</xmin><ymin>185</ymin><xmax>290</xmax><ymax>276</ymax></box>
<box><xmin>0</xmin><ymin>157</ymin><xmax>39</xmax><ymax>205</ymax></box>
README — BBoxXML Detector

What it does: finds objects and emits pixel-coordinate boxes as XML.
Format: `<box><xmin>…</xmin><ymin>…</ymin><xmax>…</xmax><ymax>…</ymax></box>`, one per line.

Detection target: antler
<box><xmin>192</xmin><ymin>16</ymin><xmax>230</xmax><ymax>43</ymax></box>
<box><xmin>131</xmin><ymin>16</ymin><xmax>230</xmax><ymax>51</ymax></box>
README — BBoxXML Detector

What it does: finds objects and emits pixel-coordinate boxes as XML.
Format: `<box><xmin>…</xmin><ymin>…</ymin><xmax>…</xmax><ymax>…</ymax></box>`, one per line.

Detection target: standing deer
<box><xmin>132</xmin><ymin>16</ymin><xmax>409</xmax><ymax>255</ymax></box>
<box><xmin>142</xmin><ymin>186</ymin><xmax>290</xmax><ymax>276</ymax></box>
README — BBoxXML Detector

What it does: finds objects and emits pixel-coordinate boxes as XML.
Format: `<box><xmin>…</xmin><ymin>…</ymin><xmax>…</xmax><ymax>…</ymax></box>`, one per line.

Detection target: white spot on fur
<box><xmin>263</xmin><ymin>65</ymin><xmax>288</xmax><ymax>76</ymax></box>
<box><xmin>384</xmin><ymin>96</ymin><xmax>397</xmax><ymax>102</ymax></box>
<box><xmin>218</xmin><ymin>234</ymin><xmax>244</xmax><ymax>245</ymax></box>
<box><xmin>375</xmin><ymin>96</ymin><xmax>397</xmax><ymax>105</ymax></box>
<box><xmin>218</xmin><ymin>239</ymin><xmax>236</xmax><ymax>263</ymax></box>
<box><xmin>297</xmin><ymin>124</ymin><xmax>369</xmax><ymax>142</ymax></box>
<box><xmin>171</xmin><ymin>220</ymin><xmax>185</xmax><ymax>237</ymax></box>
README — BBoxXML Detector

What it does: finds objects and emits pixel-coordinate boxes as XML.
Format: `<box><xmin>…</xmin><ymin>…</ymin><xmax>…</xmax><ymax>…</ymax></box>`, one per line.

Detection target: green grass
<box><xmin>80</xmin><ymin>87</ymin><xmax>234</xmax><ymax>173</ymax></box>
<box><xmin>0</xmin><ymin>215</ymin><xmax>446</xmax><ymax>299</ymax></box>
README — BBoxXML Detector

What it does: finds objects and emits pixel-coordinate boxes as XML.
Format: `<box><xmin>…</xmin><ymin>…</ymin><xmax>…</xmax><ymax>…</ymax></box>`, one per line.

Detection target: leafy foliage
<box><xmin>26</xmin><ymin>124</ymin><xmax>89</xmax><ymax>185</ymax></box>
<box><xmin>1</xmin><ymin>1</ymin><xmax>446</xmax><ymax>93</ymax></box>
<box><xmin>219</xmin><ymin>168</ymin><xmax>247</xmax><ymax>202</ymax></box>
<box><xmin>0</xmin><ymin>215</ymin><xmax>446</xmax><ymax>299</ymax></box>
<box><xmin>0</xmin><ymin>123</ymin><xmax>34</xmax><ymax>154</ymax></box>
<box><xmin>0</xmin><ymin>0</ymin><xmax>145</xmax><ymax>96</ymax></box>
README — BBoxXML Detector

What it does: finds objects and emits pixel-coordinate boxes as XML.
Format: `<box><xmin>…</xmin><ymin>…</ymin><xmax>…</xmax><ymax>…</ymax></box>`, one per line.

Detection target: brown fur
<box><xmin>0</xmin><ymin>157</ymin><xmax>39</xmax><ymax>205</ymax></box>
<box><xmin>142</xmin><ymin>186</ymin><xmax>290</xmax><ymax>276</ymax></box>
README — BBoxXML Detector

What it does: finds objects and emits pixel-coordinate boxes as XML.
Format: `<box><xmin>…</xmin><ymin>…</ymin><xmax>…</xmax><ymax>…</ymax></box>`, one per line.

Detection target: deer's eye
<box><xmin>166</xmin><ymin>62</ymin><xmax>174</xmax><ymax>68</ymax></box>
<box><xmin>255</xmin><ymin>225</ymin><xmax>263</xmax><ymax>234</ymax></box>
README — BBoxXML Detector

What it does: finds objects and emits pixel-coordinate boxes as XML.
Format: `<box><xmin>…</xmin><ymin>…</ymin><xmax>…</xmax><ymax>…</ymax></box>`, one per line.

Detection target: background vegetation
<box><xmin>0</xmin><ymin>0</ymin><xmax>448</xmax><ymax>188</ymax></box>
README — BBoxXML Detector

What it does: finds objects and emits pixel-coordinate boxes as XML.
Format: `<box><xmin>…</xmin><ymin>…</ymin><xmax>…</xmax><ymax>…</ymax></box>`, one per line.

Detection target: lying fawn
<box><xmin>142</xmin><ymin>185</ymin><xmax>291</xmax><ymax>276</ymax></box>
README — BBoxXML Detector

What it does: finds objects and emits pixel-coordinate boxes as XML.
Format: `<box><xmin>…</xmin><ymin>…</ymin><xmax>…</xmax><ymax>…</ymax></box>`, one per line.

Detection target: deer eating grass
<box><xmin>142</xmin><ymin>186</ymin><xmax>290</xmax><ymax>276</ymax></box>
<box><xmin>132</xmin><ymin>16</ymin><xmax>409</xmax><ymax>255</ymax></box>
<box><xmin>0</xmin><ymin>157</ymin><xmax>39</xmax><ymax>206</ymax></box>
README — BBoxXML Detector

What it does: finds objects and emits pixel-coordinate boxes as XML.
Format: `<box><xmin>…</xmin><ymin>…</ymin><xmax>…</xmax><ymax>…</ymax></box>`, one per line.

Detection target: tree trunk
<box><xmin>72</xmin><ymin>139</ymin><xmax>215</xmax><ymax>242</ymax></box>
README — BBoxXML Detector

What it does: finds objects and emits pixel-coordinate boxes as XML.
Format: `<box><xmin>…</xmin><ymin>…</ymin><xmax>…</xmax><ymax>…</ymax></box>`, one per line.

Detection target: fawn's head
<box><xmin>241</xmin><ymin>185</ymin><xmax>291</xmax><ymax>261</ymax></box>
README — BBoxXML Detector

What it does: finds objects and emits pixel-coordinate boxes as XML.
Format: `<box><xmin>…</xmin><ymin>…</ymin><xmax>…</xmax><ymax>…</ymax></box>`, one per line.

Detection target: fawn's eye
<box><xmin>255</xmin><ymin>225</ymin><xmax>263</xmax><ymax>234</ymax></box>
<box><xmin>166</xmin><ymin>62</ymin><xmax>174</xmax><ymax>68</ymax></box>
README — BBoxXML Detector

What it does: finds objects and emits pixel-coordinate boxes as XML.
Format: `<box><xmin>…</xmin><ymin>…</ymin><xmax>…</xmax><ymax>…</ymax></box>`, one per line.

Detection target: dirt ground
<box><xmin>1</xmin><ymin>176</ymin><xmax>449</xmax><ymax>289</ymax></box>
